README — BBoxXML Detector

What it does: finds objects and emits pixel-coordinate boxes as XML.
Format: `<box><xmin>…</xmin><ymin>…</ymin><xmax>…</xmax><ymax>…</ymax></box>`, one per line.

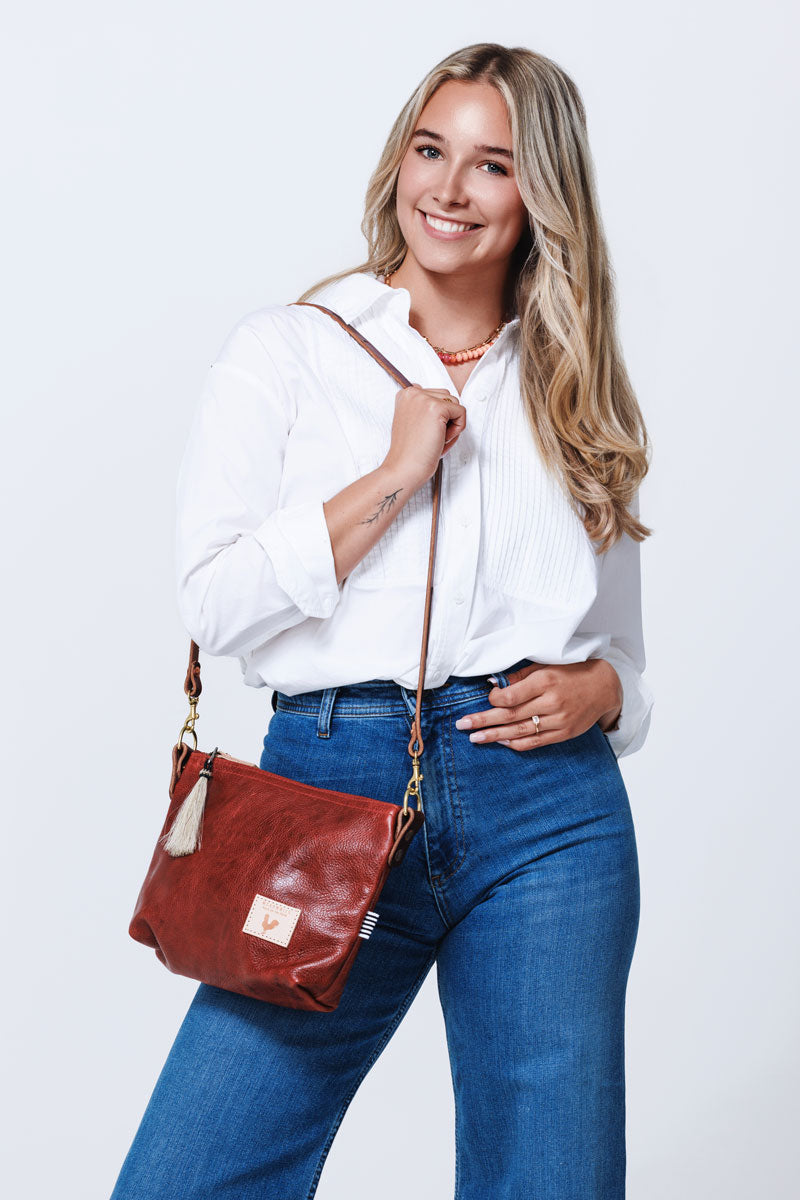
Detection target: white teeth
<box><xmin>424</xmin><ymin>212</ymin><xmax>477</xmax><ymax>233</ymax></box>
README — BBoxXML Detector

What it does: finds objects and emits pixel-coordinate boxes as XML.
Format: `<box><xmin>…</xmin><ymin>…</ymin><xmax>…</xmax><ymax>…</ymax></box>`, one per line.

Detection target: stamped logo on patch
<box><xmin>242</xmin><ymin>894</ymin><xmax>302</xmax><ymax>947</ymax></box>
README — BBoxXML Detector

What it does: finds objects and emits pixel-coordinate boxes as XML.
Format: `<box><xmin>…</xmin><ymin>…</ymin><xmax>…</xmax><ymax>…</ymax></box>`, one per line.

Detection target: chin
<box><xmin>402</xmin><ymin>241</ymin><xmax>472</xmax><ymax>274</ymax></box>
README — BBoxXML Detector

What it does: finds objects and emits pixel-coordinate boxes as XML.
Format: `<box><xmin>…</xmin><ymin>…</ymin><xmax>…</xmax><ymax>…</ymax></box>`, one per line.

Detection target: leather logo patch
<box><xmin>242</xmin><ymin>894</ymin><xmax>302</xmax><ymax>947</ymax></box>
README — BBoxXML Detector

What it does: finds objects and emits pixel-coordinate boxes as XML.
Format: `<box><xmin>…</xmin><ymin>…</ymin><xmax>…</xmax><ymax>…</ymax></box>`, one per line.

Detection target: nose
<box><xmin>432</xmin><ymin>164</ymin><xmax>470</xmax><ymax>210</ymax></box>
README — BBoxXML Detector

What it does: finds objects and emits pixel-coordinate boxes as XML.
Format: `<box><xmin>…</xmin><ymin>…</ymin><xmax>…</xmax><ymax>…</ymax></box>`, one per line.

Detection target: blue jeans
<box><xmin>110</xmin><ymin>657</ymin><xmax>640</xmax><ymax>1199</ymax></box>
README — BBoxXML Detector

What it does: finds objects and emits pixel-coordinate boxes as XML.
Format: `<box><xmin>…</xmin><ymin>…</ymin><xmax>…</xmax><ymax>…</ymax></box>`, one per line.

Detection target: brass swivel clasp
<box><xmin>402</xmin><ymin>751</ymin><xmax>424</xmax><ymax>815</ymax></box>
<box><xmin>177</xmin><ymin>695</ymin><xmax>199</xmax><ymax>751</ymax></box>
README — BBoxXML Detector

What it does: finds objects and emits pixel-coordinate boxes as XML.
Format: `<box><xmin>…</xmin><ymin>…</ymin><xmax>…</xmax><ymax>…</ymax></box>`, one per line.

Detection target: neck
<box><xmin>385</xmin><ymin>257</ymin><xmax>513</xmax><ymax>349</ymax></box>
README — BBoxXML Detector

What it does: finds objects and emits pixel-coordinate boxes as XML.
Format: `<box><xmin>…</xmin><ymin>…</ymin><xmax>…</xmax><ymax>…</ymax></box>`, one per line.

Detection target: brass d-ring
<box><xmin>177</xmin><ymin>720</ymin><xmax>198</xmax><ymax>751</ymax></box>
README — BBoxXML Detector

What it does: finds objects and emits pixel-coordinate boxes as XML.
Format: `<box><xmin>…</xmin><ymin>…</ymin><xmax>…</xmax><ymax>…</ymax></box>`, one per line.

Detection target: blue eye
<box><xmin>414</xmin><ymin>144</ymin><xmax>508</xmax><ymax>176</ymax></box>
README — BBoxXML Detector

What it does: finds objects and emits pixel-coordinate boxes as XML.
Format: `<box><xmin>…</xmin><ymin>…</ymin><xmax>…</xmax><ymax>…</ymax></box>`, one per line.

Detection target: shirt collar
<box><xmin>307</xmin><ymin>270</ymin><xmax>409</xmax><ymax>324</ymax></box>
<box><xmin>307</xmin><ymin>270</ymin><xmax>521</xmax><ymax>335</ymax></box>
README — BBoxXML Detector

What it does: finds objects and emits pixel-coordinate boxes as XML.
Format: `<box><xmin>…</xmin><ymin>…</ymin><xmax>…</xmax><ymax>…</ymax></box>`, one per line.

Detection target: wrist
<box><xmin>599</xmin><ymin>706</ymin><xmax>622</xmax><ymax>733</ymax></box>
<box><xmin>376</xmin><ymin>457</ymin><xmax>425</xmax><ymax>497</ymax></box>
<box><xmin>594</xmin><ymin>659</ymin><xmax>623</xmax><ymax>732</ymax></box>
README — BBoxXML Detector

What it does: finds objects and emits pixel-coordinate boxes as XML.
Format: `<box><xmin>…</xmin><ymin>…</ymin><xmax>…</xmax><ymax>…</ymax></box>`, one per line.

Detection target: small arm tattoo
<box><xmin>360</xmin><ymin>488</ymin><xmax>403</xmax><ymax>525</ymax></box>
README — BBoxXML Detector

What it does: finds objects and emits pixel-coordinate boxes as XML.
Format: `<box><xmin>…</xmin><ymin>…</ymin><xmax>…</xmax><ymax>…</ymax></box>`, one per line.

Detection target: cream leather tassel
<box><xmin>162</xmin><ymin>747</ymin><xmax>219</xmax><ymax>857</ymax></box>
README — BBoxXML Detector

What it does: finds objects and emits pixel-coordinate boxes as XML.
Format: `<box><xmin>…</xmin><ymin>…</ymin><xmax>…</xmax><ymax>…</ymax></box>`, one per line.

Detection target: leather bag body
<box><xmin>129</xmin><ymin>746</ymin><xmax>424</xmax><ymax>1011</ymax></box>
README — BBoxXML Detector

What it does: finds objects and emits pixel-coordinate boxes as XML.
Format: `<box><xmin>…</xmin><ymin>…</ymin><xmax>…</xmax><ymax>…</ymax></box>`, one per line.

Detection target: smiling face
<box><xmin>394</xmin><ymin>78</ymin><xmax>529</xmax><ymax>283</ymax></box>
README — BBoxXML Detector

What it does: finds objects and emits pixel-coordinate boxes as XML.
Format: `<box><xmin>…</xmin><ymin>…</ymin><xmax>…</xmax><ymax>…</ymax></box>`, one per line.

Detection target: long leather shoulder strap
<box><xmin>180</xmin><ymin>300</ymin><xmax>442</xmax><ymax>773</ymax></box>
<box><xmin>292</xmin><ymin>301</ymin><xmax>442</xmax><ymax>761</ymax></box>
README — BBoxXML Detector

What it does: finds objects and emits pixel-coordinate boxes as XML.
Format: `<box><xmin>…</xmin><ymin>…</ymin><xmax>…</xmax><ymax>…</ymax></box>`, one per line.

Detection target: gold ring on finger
<box><xmin>530</xmin><ymin>714</ymin><xmax>541</xmax><ymax>735</ymax></box>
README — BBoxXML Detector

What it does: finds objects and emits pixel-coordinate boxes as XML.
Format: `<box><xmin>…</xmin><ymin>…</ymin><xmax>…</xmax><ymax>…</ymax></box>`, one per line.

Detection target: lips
<box><xmin>418</xmin><ymin>209</ymin><xmax>482</xmax><ymax>239</ymax></box>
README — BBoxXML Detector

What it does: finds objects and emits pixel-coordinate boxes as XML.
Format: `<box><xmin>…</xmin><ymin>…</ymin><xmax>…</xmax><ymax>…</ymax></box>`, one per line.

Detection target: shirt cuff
<box><xmin>252</xmin><ymin>498</ymin><xmax>341</xmax><ymax>619</ymax></box>
<box><xmin>599</xmin><ymin>652</ymin><xmax>655</xmax><ymax>760</ymax></box>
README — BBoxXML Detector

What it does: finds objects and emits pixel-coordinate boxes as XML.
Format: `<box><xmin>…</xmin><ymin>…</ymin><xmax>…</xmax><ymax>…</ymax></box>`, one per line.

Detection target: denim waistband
<box><xmin>273</xmin><ymin>656</ymin><xmax>534</xmax><ymax>719</ymax></box>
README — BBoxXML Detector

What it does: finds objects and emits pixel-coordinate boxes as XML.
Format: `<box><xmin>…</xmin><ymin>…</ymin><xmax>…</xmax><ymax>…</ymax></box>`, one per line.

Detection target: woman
<box><xmin>112</xmin><ymin>41</ymin><xmax>654</xmax><ymax>1200</ymax></box>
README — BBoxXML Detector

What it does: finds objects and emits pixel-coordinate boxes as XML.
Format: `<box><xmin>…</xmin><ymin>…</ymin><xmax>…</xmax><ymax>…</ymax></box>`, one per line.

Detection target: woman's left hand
<box><xmin>455</xmin><ymin>660</ymin><xmax>623</xmax><ymax>750</ymax></box>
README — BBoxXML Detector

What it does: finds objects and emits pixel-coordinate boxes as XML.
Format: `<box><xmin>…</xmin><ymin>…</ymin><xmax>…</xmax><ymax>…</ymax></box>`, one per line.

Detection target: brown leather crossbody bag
<box><xmin>128</xmin><ymin>302</ymin><xmax>441</xmax><ymax>1012</ymax></box>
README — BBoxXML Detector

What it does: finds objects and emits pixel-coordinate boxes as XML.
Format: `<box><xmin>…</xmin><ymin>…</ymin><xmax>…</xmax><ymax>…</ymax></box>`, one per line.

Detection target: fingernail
<box><xmin>487</xmin><ymin>675</ymin><xmax>498</xmax><ymax>684</ymax></box>
<box><xmin>455</xmin><ymin>717</ymin><xmax>472</xmax><ymax>729</ymax></box>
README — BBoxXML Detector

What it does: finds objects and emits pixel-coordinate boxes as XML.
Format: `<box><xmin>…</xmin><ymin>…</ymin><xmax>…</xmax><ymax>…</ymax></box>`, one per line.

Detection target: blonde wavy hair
<box><xmin>298</xmin><ymin>42</ymin><xmax>652</xmax><ymax>552</ymax></box>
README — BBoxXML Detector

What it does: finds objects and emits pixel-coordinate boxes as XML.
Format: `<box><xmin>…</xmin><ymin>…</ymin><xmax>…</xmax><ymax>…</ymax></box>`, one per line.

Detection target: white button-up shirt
<box><xmin>175</xmin><ymin>270</ymin><xmax>654</xmax><ymax>758</ymax></box>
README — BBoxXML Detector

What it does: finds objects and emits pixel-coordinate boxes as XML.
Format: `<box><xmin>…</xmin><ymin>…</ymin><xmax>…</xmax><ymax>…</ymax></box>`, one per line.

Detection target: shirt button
<box><xmin>454</xmin><ymin>593</ymin><xmax>465</xmax><ymax>605</ymax></box>
<box><xmin>460</xmin><ymin>515</ymin><xmax>470</xmax><ymax>527</ymax></box>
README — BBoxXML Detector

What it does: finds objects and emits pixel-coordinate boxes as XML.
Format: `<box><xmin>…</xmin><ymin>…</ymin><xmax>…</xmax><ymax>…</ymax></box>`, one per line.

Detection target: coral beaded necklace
<box><xmin>383</xmin><ymin>271</ymin><xmax>507</xmax><ymax>365</ymax></box>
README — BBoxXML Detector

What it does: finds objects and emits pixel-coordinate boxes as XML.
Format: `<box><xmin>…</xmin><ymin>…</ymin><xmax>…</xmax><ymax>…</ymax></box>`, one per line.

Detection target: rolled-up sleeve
<box><xmin>175</xmin><ymin>317</ymin><xmax>342</xmax><ymax>658</ymax></box>
<box><xmin>577</xmin><ymin>488</ymin><xmax>655</xmax><ymax>759</ymax></box>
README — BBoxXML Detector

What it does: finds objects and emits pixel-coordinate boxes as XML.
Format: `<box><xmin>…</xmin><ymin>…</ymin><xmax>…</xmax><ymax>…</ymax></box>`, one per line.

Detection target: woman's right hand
<box><xmin>381</xmin><ymin>383</ymin><xmax>467</xmax><ymax>492</ymax></box>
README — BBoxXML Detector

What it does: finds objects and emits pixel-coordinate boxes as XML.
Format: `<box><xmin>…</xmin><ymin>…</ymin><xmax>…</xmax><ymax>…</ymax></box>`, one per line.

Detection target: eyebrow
<box><xmin>411</xmin><ymin>127</ymin><xmax>514</xmax><ymax>162</ymax></box>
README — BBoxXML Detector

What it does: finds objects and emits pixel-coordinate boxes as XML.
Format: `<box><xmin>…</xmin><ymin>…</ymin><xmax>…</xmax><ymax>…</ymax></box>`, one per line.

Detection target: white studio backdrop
<box><xmin>2</xmin><ymin>2</ymin><xmax>798</xmax><ymax>1197</ymax></box>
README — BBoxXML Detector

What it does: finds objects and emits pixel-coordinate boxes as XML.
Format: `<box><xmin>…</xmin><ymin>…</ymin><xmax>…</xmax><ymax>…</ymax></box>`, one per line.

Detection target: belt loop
<box><xmin>491</xmin><ymin>657</ymin><xmax>531</xmax><ymax>691</ymax></box>
<box><xmin>317</xmin><ymin>686</ymin><xmax>339</xmax><ymax>738</ymax></box>
<box><xmin>401</xmin><ymin>683</ymin><xmax>426</xmax><ymax>723</ymax></box>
